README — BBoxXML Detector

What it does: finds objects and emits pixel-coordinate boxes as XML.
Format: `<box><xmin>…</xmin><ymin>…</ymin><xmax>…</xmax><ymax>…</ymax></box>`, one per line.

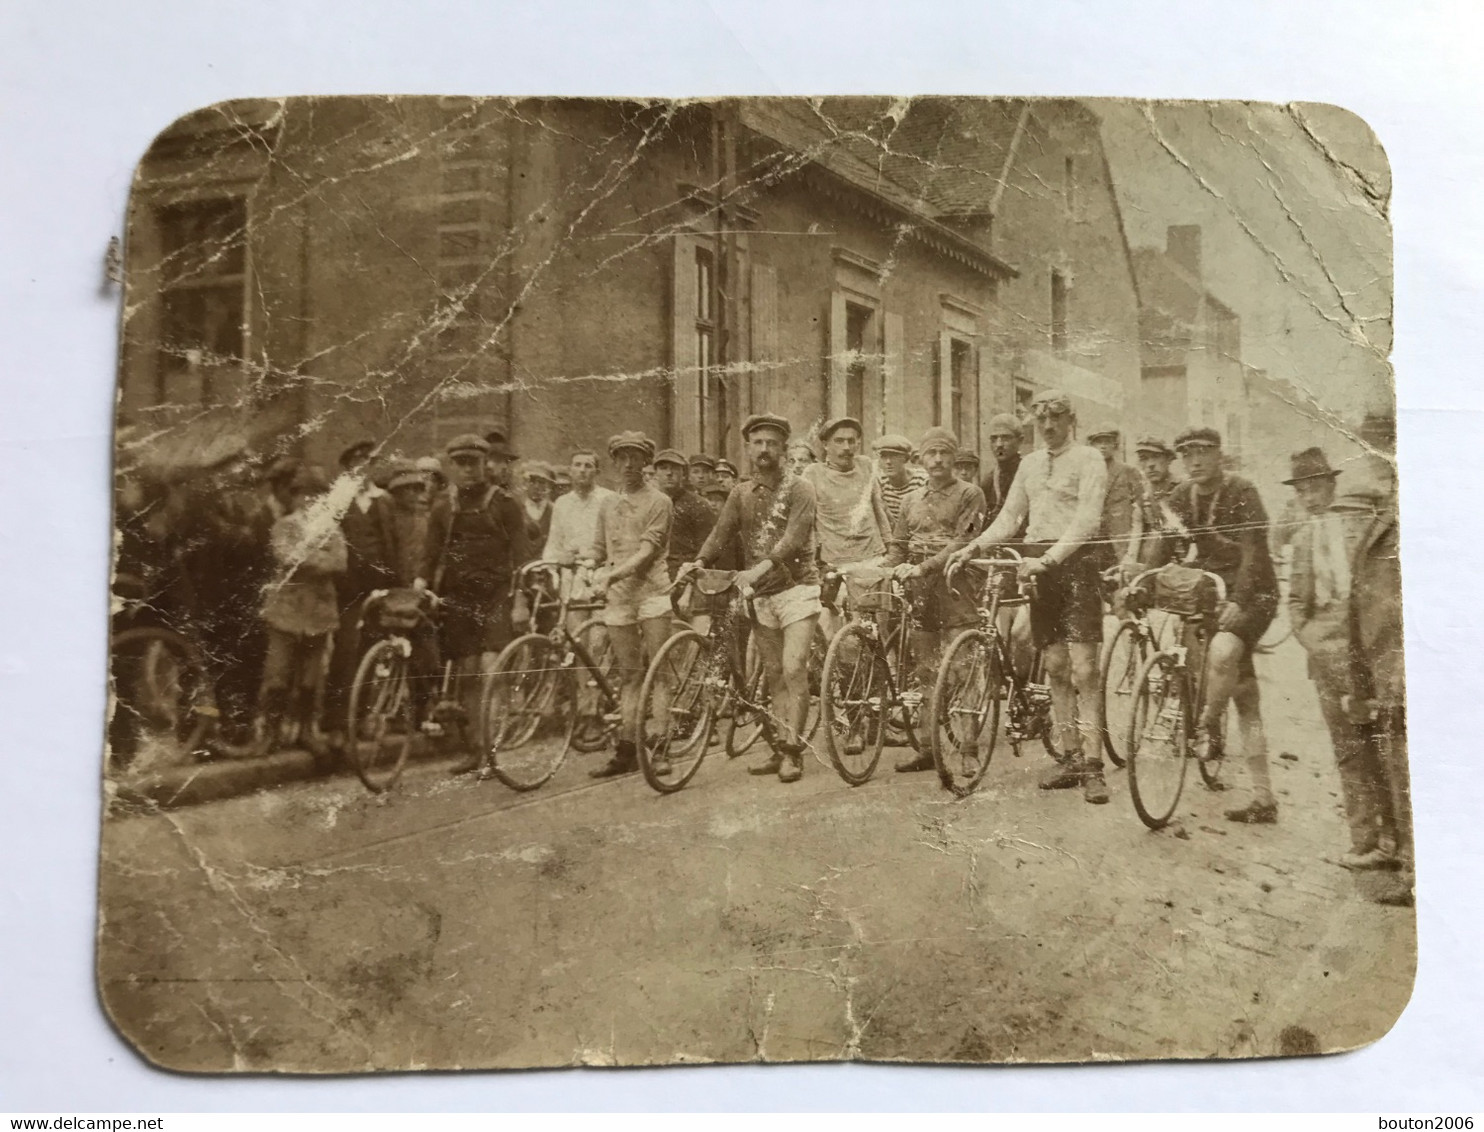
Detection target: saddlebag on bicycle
<box><xmin>689</xmin><ymin>569</ymin><xmax>738</xmax><ymax>615</ymax></box>
<box><xmin>373</xmin><ymin>588</ymin><xmax>426</xmax><ymax>631</ymax></box>
<box><xmin>1153</xmin><ymin>564</ymin><xmax>1219</xmax><ymax>618</ymax></box>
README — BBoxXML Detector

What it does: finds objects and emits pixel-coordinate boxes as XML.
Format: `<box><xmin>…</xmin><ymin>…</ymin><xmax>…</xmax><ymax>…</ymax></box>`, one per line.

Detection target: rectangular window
<box><xmin>695</xmin><ymin>247</ymin><xmax>725</xmax><ymax>451</ymax></box>
<box><xmin>1050</xmin><ymin>270</ymin><xmax>1068</xmax><ymax>355</ymax></box>
<box><xmin>949</xmin><ymin>338</ymin><xmax>972</xmax><ymax>441</ymax></box>
<box><xmin>155</xmin><ymin>197</ymin><xmax>248</xmax><ymax>407</ymax></box>
<box><xmin>844</xmin><ymin>301</ymin><xmax>872</xmax><ymax>424</ymax></box>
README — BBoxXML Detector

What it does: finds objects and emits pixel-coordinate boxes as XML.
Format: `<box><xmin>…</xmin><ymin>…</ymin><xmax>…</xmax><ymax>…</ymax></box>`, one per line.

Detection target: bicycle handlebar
<box><xmin>1125</xmin><ymin>566</ymin><xmax>1229</xmax><ymax>607</ymax></box>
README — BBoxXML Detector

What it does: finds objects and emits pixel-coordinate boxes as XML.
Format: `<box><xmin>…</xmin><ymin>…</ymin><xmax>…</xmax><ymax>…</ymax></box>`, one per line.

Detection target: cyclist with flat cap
<box><xmin>1168</xmin><ymin>426</ymin><xmax>1282</xmax><ymax>824</ymax></box>
<box><xmin>685</xmin><ymin>413</ymin><xmax>821</xmax><ymax>784</ymax></box>
<box><xmin>947</xmin><ymin>388</ymin><xmax>1111</xmax><ymax>804</ymax></box>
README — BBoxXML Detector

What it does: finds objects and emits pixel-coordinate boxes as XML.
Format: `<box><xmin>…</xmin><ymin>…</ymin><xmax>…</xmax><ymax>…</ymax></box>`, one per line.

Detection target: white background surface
<box><xmin>1</xmin><ymin>0</ymin><xmax>1480</xmax><ymax>1113</ymax></box>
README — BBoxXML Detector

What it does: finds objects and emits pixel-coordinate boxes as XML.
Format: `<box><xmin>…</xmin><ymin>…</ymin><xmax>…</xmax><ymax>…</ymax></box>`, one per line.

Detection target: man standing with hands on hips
<box><xmin>948</xmin><ymin>388</ymin><xmax>1110</xmax><ymax>804</ymax></box>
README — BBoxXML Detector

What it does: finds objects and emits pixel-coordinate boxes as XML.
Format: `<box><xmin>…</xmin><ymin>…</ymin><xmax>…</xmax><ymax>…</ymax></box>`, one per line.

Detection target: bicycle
<box><xmin>1097</xmin><ymin>568</ymin><xmax>1178</xmax><ymax>770</ymax></box>
<box><xmin>1122</xmin><ymin>563</ymin><xmax>1230</xmax><ymax>830</ymax></box>
<box><xmin>818</xmin><ymin>564</ymin><xmax>925</xmax><ymax>786</ymax></box>
<box><xmin>476</xmin><ymin>561</ymin><xmax>615</xmax><ymax>791</ymax></box>
<box><xmin>635</xmin><ymin>569</ymin><xmax>778</xmax><ymax>794</ymax></box>
<box><xmin>928</xmin><ymin>549</ymin><xmax>1057</xmax><ymax>798</ymax></box>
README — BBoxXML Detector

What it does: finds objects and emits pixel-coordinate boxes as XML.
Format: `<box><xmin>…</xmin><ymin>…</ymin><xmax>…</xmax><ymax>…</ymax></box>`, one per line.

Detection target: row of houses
<box><xmin>118</xmin><ymin>96</ymin><xmax>1352</xmax><ymax>501</ymax></box>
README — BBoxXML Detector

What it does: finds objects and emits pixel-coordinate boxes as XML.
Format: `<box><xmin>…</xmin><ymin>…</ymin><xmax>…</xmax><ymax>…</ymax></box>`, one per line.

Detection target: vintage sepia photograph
<box><xmin>100</xmin><ymin>95</ymin><xmax>1410</xmax><ymax>1072</ymax></box>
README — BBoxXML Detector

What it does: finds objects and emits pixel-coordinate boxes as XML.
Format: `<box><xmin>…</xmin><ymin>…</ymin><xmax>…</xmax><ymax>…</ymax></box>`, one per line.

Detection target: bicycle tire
<box><xmin>929</xmin><ymin>628</ymin><xmax>1002</xmax><ymax>798</ymax></box>
<box><xmin>637</xmin><ymin>629</ymin><xmax>716</xmax><ymax>793</ymax></box>
<box><xmin>481</xmin><ymin>635</ymin><xmax>571</xmax><ymax>790</ymax></box>
<box><xmin>724</xmin><ymin>635</ymin><xmax>768</xmax><ymax>759</ymax></box>
<box><xmin>1125</xmin><ymin>651</ymin><xmax>1190</xmax><ymax>830</ymax></box>
<box><xmin>108</xmin><ymin>625</ymin><xmax>211</xmax><ymax>770</ymax></box>
<box><xmin>820</xmin><ymin>622</ymin><xmax>890</xmax><ymax>786</ymax></box>
<box><xmin>345</xmin><ymin>638</ymin><xmax>414</xmax><ymax>793</ymax></box>
<box><xmin>484</xmin><ymin>633</ymin><xmax>558</xmax><ymax>750</ymax></box>
<box><xmin>1197</xmin><ymin>703</ymin><xmax>1231</xmax><ymax>790</ymax></box>
<box><xmin>1098</xmin><ymin>620</ymin><xmax>1148</xmax><ymax>768</ymax></box>
<box><xmin>569</xmin><ymin>619</ymin><xmax>617</xmax><ymax>753</ymax></box>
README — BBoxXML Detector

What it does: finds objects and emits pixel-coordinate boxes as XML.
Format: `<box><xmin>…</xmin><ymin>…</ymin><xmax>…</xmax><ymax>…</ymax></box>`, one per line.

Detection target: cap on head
<box><xmin>819</xmin><ymin>416</ymin><xmax>864</xmax><ymax>443</ymax></box>
<box><xmin>445</xmin><ymin>434</ymin><xmax>490</xmax><ymax>459</ymax></box>
<box><xmin>741</xmin><ymin>413</ymin><xmax>791</xmax><ymax>442</ymax></box>
<box><xmin>523</xmin><ymin>461</ymin><xmax>555</xmax><ymax>483</ymax></box>
<box><xmin>653</xmin><ymin>448</ymin><xmax>688</xmax><ymax>469</ymax></box>
<box><xmin>953</xmin><ymin>451</ymin><xmax>980</xmax><ymax>467</ymax></box>
<box><xmin>917</xmin><ymin>426</ymin><xmax>959</xmax><ymax>455</ymax></box>
<box><xmin>1282</xmin><ymin>446</ymin><xmax>1340</xmax><ymax>485</ymax></box>
<box><xmin>874</xmin><ymin>433</ymin><xmax>913</xmax><ymax>456</ymax></box>
<box><xmin>483</xmin><ymin>430</ymin><xmax>518</xmax><ymax>461</ymax></box>
<box><xmin>338</xmin><ymin>440</ymin><xmax>375</xmax><ymax>470</ymax></box>
<box><xmin>387</xmin><ymin>458</ymin><xmax>426</xmax><ymax>491</ymax></box>
<box><xmin>1029</xmin><ymin>388</ymin><xmax>1073</xmax><ymax>418</ymax></box>
<box><xmin>415</xmin><ymin>455</ymin><xmax>443</xmax><ymax>475</ymax></box>
<box><xmin>1134</xmin><ymin>436</ymin><xmax>1173</xmax><ymax>458</ymax></box>
<box><xmin>688</xmin><ymin>453</ymin><xmax>716</xmax><ymax>471</ymax></box>
<box><xmin>987</xmin><ymin>412</ymin><xmax>1023</xmax><ymax>438</ymax></box>
<box><xmin>607</xmin><ymin>431</ymin><xmax>656</xmax><ymax>462</ymax></box>
<box><xmin>1173</xmin><ymin>426</ymin><xmax>1222</xmax><ymax>453</ymax></box>
<box><xmin>714</xmin><ymin>459</ymin><xmax>739</xmax><ymax>477</ymax></box>
<box><xmin>1086</xmin><ymin>425</ymin><xmax>1120</xmax><ymax>443</ymax></box>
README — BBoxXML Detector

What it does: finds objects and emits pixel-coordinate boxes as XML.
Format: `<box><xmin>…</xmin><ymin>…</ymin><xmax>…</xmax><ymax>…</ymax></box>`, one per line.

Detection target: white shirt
<box><xmin>982</xmin><ymin>440</ymin><xmax>1107</xmax><ymax>566</ymax></box>
<box><xmin>542</xmin><ymin>486</ymin><xmax>616</xmax><ymax>563</ymax></box>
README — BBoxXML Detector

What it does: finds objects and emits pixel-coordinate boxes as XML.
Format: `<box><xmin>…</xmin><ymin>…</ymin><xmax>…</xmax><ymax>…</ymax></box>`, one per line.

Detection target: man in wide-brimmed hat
<box><xmin>687</xmin><ymin>413</ymin><xmax>821</xmax><ymax>784</ymax></box>
<box><xmin>951</xmin><ymin>388</ymin><xmax>1113</xmax><ymax>804</ymax></box>
<box><xmin>1285</xmin><ymin>445</ymin><xmax>1401</xmax><ymax>876</ymax></box>
<box><xmin>586</xmin><ymin>432</ymin><xmax>676</xmax><ymax>779</ymax></box>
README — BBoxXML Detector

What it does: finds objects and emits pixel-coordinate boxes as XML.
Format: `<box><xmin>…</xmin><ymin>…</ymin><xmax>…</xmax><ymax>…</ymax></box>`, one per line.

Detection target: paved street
<box><xmin>97</xmin><ymin>634</ymin><xmax>1415</xmax><ymax>1072</ymax></box>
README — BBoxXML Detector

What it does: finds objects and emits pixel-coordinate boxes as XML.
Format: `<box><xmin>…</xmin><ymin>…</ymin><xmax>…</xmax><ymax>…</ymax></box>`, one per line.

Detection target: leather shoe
<box><xmin>1338</xmin><ymin>844</ymin><xmax>1399</xmax><ymax>871</ymax></box>
<box><xmin>777</xmin><ymin>751</ymin><xmax>803</xmax><ymax>783</ymax></box>
<box><xmin>894</xmin><ymin>750</ymin><xmax>936</xmax><ymax>773</ymax></box>
<box><xmin>1224</xmin><ymin>798</ymin><xmax>1278</xmax><ymax>824</ymax></box>
<box><xmin>749</xmin><ymin>753</ymin><xmax>784</xmax><ymax>776</ymax></box>
<box><xmin>1082</xmin><ymin>765</ymin><xmax>1110</xmax><ymax>804</ymax></box>
<box><xmin>1038</xmin><ymin>759</ymin><xmax>1083</xmax><ymax>790</ymax></box>
<box><xmin>589</xmin><ymin>754</ymin><xmax>635</xmax><ymax>779</ymax></box>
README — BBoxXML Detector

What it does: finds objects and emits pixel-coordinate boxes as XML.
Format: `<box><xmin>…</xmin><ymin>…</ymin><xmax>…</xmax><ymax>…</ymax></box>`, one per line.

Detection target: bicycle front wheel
<box><xmin>820</xmin><ymin>622</ymin><xmax>889</xmax><ymax>786</ymax></box>
<box><xmin>345</xmin><ymin>639</ymin><xmax>414</xmax><ymax>793</ymax></box>
<box><xmin>569</xmin><ymin>619</ymin><xmax>617</xmax><ymax>754</ymax></box>
<box><xmin>638</xmin><ymin>629</ymin><xmax>716</xmax><ymax>794</ymax></box>
<box><xmin>930</xmin><ymin>629</ymin><xmax>1003</xmax><ymax>798</ymax></box>
<box><xmin>482</xmin><ymin>634</ymin><xmax>572</xmax><ymax>791</ymax></box>
<box><xmin>1099</xmin><ymin>620</ymin><xmax>1148</xmax><ymax>768</ymax></box>
<box><xmin>1125</xmin><ymin>651</ymin><xmax>1190</xmax><ymax>830</ymax></box>
<box><xmin>108</xmin><ymin>626</ymin><xmax>210</xmax><ymax>772</ymax></box>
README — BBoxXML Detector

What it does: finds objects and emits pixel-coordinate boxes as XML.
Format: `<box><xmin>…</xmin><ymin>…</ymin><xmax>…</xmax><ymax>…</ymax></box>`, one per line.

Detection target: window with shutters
<box><xmin>843</xmin><ymin>301</ymin><xmax>872</xmax><ymax>424</ymax></box>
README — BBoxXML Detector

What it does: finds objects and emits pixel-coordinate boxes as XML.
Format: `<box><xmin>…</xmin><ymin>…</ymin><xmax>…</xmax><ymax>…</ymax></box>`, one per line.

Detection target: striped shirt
<box><xmin>878</xmin><ymin>465</ymin><xmax>928</xmax><ymax>529</ymax></box>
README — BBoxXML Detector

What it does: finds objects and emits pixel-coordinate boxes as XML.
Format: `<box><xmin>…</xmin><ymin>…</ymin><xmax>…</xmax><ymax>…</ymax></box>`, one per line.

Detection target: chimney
<box><xmin>1166</xmin><ymin>224</ymin><xmax>1202</xmax><ymax>280</ymax></box>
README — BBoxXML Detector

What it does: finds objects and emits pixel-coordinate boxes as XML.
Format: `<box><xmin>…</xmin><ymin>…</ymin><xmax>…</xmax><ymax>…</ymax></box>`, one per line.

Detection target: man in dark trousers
<box><xmin>651</xmin><ymin>448</ymin><xmax>716</xmax><ymax>580</ymax></box>
<box><xmin>424</xmin><ymin>433</ymin><xmax>530</xmax><ymax>767</ymax></box>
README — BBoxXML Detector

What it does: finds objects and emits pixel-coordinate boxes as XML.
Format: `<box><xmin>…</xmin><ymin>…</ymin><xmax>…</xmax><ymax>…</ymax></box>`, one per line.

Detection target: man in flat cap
<box><xmin>651</xmin><ymin>448</ymin><xmax>717</xmax><ymax>583</ymax></box>
<box><xmin>980</xmin><ymin>413</ymin><xmax>1026</xmax><ymax>534</ymax></box>
<box><xmin>423</xmin><ymin>433</ymin><xmax>530</xmax><ymax>766</ymax></box>
<box><xmin>687</xmin><ymin>454</ymin><xmax>718</xmax><ymax>496</ymax></box>
<box><xmin>586</xmin><ymin>432</ymin><xmax>675</xmax><ymax>778</ymax></box>
<box><xmin>786</xmin><ymin>440</ymin><xmax>817</xmax><ymax>478</ymax></box>
<box><xmin>1132</xmin><ymin>436</ymin><xmax>1182</xmax><ymax>568</ymax></box>
<box><xmin>885</xmin><ymin>427</ymin><xmax>986</xmax><ymax>772</ymax></box>
<box><xmin>520</xmin><ymin>461</ymin><xmax>556</xmax><ymax>555</ymax></box>
<box><xmin>952</xmin><ymin>450</ymin><xmax>981</xmax><ymax>486</ymax></box>
<box><xmin>714</xmin><ymin>458</ymin><xmax>740</xmax><ymax>492</ymax></box>
<box><xmin>688</xmin><ymin>413</ymin><xmax>821</xmax><ymax>783</ymax></box>
<box><xmin>803</xmin><ymin>416</ymin><xmax>892</xmax><ymax>642</ymax></box>
<box><xmin>1168</xmin><ymin>426</ymin><xmax>1281</xmax><ymax>824</ymax></box>
<box><xmin>950</xmin><ymin>387</ymin><xmax>1112</xmax><ymax>803</ymax></box>
<box><xmin>874</xmin><ymin>433</ymin><xmax>928</xmax><ymax>531</ymax></box>
<box><xmin>1285</xmin><ymin>446</ymin><xmax>1401</xmax><ymax>873</ymax></box>
<box><xmin>1087</xmin><ymin>425</ymin><xmax>1145</xmax><ymax>580</ymax></box>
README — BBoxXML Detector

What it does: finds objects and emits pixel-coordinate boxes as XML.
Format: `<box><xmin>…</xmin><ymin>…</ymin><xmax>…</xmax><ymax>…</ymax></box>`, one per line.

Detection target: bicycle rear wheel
<box><xmin>820</xmin><ymin>622</ymin><xmax>889</xmax><ymax>786</ymax></box>
<box><xmin>1126</xmin><ymin>651</ymin><xmax>1190</xmax><ymax>830</ymax></box>
<box><xmin>482</xmin><ymin>635</ymin><xmax>572</xmax><ymax>790</ymax></box>
<box><xmin>345</xmin><ymin>639</ymin><xmax>414</xmax><ymax>793</ymax></box>
<box><xmin>638</xmin><ymin>629</ymin><xmax>716</xmax><ymax>793</ymax></box>
<box><xmin>569</xmin><ymin>619</ymin><xmax>617</xmax><ymax>753</ymax></box>
<box><xmin>930</xmin><ymin>629</ymin><xmax>1002</xmax><ymax>798</ymax></box>
<box><xmin>108</xmin><ymin>626</ymin><xmax>210</xmax><ymax>771</ymax></box>
<box><xmin>1099</xmin><ymin>620</ymin><xmax>1148</xmax><ymax>768</ymax></box>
